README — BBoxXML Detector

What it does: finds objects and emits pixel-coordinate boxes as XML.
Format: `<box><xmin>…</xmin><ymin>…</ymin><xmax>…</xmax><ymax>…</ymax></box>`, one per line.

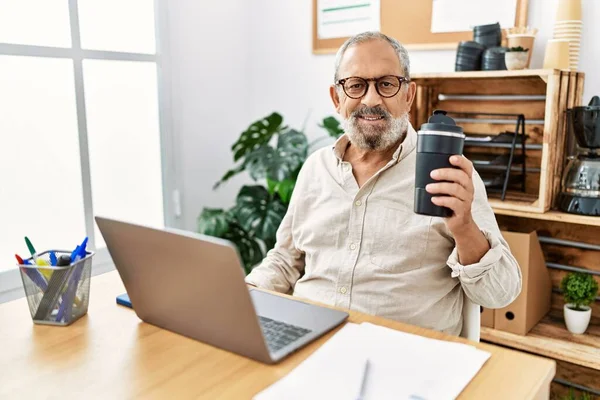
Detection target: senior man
<box><xmin>245</xmin><ymin>31</ymin><xmax>522</xmax><ymax>335</ymax></box>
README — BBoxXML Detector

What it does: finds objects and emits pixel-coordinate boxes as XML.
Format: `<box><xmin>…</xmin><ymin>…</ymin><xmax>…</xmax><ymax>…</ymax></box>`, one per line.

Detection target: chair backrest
<box><xmin>460</xmin><ymin>294</ymin><xmax>481</xmax><ymax>342</ymax></box>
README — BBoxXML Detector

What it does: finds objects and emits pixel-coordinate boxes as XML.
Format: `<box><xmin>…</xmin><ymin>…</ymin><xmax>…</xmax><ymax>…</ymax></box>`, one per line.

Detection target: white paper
<box><xmin>253</xmin><ymin>324</ymin><xmax>369</xmax><ymax>400</ymax></box>
<box><xmin>431</xmin><ymin>0</ymin><xmax>517</xmax><ymax>33</ymax></box>
<box><xmin>317</xmin><ymin>0</ymin><xmax>381</xmax><ymax>40</ymax></box>
<box><xmin>254</xmin><ymin>322</ymin><xmax>491</xmax><ymax>400</ymax></box>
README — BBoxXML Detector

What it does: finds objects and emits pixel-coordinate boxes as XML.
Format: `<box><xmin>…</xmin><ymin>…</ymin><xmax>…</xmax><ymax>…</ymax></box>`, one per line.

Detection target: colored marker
<box><xmin>16</xmin><ymin>254</ymin><xmax>48</xmax><ymax>291</ymax></box>
<box><xmin>24</xmin><ymin>236</ymin><xmax>36</xmax><ymax>257</ymax></box>
<box><xmin>70</xmin><ymin>245</ymin><xmax>80</xmax><ymax>263</ymax></box>
<box><xmin>50</xmin><ymin>251</ymin><xmax>57</xmax><ymax>267</ymax></box>
<box><xmin>33</xmin><ymin>255</ymin><xmax>53</xmax><ymax>281</ymax></box>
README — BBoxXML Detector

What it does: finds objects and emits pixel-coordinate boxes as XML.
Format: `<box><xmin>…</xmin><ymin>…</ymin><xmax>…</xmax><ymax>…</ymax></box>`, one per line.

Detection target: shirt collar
<box><xmin>331</xmin><ymin>122</ymin><xmax>418</xmax><ymax>164</ymax></box>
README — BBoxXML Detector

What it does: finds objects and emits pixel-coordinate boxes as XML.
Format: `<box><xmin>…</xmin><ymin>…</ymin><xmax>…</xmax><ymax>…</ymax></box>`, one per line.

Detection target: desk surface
<box><xmin>0</xmin><ymin>271</ymin><xmax>555</xmax><ymax>399</ymax></box>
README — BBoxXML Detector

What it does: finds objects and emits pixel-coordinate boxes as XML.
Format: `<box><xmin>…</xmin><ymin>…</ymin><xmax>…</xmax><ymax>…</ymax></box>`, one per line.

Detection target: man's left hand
<box><xmin>426</xmin><ymin>155</ymin><xmax>477</xmax><ymax>235</ymax></box>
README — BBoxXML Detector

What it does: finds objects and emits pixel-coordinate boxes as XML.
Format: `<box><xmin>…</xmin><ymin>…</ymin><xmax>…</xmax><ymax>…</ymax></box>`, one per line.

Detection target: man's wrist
<box><xmin>452</xmin><ymin>217</ymin><xmax>479</xmax><ymax>241</ymax></box>
<box><xmin>453</xmin><ymin>220</ymin><xmax>490</xmax><ymax>265</ymax></box>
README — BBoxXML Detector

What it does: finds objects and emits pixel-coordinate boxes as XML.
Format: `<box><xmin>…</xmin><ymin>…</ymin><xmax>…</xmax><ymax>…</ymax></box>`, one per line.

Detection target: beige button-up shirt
<box><xmin>245</xmin><ymin>123</ymin><xmax>522</xmax><ymax>335</ymax></box>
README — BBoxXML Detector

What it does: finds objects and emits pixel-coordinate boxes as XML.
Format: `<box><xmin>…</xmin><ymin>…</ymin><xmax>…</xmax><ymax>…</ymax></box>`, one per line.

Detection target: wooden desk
<box><xmin>0</xmin><ymin>271</ymin><xmax>555</xmax><ymax>399</ymax></box>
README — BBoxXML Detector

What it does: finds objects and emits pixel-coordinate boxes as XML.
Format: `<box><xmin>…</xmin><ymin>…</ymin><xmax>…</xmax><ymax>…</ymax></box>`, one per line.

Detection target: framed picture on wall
<box><xmin>313</xmin><ymin>0</ymin><xmax>529</xmax><ymax>53</ymax></box>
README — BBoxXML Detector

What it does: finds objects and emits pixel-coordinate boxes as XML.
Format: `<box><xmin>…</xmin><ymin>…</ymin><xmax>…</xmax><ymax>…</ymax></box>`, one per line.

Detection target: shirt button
<box><xmin>339</xmin><ymin>287</ymin><xmax>347</xmax><ymax>294</ymax></box>
<box><xmin>355</xmin><ymin>200</ymin><xmax>362</xmax><ymax>206</ymax></box>
<box><xmin>349</xmin><ymin>243</ymin><xmax>357</xmax><ymax>250</ymax></box>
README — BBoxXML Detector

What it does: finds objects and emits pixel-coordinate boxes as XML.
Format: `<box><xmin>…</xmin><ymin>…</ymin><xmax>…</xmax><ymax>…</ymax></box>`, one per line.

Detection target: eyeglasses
<box><xmin>335</xmin><ymin>75</ymin><xmax>409</xmax><ymax>99</ymax></box>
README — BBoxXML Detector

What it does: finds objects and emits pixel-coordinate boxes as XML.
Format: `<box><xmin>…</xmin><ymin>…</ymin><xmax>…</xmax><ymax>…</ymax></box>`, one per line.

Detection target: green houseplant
<box><xmin>197</xmin><ymin>112</ymin><xmax>343</xmax><ymax>274</ymax></box>
<box><xmin>560</xmin><ymin>387</ymin><xmax>593</xmax><ymax>400</ymax></box>
<box><xmin>560</xmin><ymin>272</ymin><xmax>598</xmax><ymax>334</ymax></box>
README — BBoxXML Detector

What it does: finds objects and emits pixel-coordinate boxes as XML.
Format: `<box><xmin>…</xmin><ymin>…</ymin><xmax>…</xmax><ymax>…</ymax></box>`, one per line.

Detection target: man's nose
<box><xmin>361</xmin><ymin>82</ymin><xmax>383</xmax><ymax>108</ymax></box>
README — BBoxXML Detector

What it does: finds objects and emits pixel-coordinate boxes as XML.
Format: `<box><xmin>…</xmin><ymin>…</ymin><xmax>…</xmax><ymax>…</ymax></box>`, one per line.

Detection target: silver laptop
<box><xmin>95</xmin><ymin>216</ymin><xmax>348</xmax><ymax>364</ymax></box>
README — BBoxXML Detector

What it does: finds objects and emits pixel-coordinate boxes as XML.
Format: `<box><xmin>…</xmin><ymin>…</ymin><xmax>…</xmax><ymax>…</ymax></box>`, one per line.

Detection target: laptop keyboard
<box><xmin>258</xmin><ymin>316</ymin><xmax>312</xmax><ymax>353</ymax></box>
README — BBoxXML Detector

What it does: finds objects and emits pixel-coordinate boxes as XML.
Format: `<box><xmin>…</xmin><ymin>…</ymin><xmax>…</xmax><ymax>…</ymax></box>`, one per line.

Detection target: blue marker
<box><xmin>72</xmin><ymin>237</ymin><xmax>89</xmax><ymax>263</ymax></box>
<box><xmin>70</xmin><ymin>246</ymin><xmax>80</xmax><ymax>263</ymax></box>
<box><xmin>57</xmin><ymin>237</ymin><xmax>89</xmax><ymax>322</ymax></box>
<box><xmin>49</xmin><ymin>251</ymin><xmax>57</xmax><ymax>267</ymax></box>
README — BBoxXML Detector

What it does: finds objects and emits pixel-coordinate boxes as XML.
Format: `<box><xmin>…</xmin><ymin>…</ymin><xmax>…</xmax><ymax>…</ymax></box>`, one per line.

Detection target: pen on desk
<box><xmin>356</xmin><ymin>358</ymin><xmax>370</xmax><ymax>400</ymax></box>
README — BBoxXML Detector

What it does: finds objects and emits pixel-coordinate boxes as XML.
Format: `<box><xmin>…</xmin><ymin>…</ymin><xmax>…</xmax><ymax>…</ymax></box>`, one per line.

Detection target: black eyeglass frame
<box><xmin>335</xmin><ymin>75</ymin><xmax>410</xmax><ymax>99</ymax></box>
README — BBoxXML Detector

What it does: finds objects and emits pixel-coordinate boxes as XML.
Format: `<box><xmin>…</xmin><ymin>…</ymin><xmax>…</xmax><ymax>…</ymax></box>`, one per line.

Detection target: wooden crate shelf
<box><xmin>481</xmin><ymin>311</ymin><xmax>600</xmax><ymax>371</ymax></box>
<box><xmin>411</xmin><ymin>69</ymin><xmax>559</xmax><ymax>80</ymax></box>
<box><xmin>411</xmin><ymin>69</ymin><xmax>585</xmax><ymax>214</ymax></box>
<box><xmin>492</xmin><ymin>208</ymin><xmax>600</xmax><ymax>227</ymax></box>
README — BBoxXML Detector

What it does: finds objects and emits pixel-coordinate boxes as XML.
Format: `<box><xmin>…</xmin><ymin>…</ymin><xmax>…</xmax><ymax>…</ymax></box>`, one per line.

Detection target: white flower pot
<box><xmin>563</xmin><ymin>303</ymin><xmax>591</xmax><ymax>334</ymax></box>
<box><xmin>505</xmin><ymin>51</ymin><xmax>530</xmax><ymax>70</ymax></box>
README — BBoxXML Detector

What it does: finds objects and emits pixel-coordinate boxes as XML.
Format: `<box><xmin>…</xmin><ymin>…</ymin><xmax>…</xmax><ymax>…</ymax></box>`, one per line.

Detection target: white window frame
<box><xmin>0</xmin><ymin>0</ymin><xmax>180</xmax><ymax>303</ymax></box>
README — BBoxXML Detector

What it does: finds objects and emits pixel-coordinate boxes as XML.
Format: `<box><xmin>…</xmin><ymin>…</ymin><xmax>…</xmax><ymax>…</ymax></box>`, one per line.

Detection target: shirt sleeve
<box><xmin>446</xmin><ymin>169</ymin><xmax>523</xmax><ymax>309</ymax></box>
<box><xmin>244</xmin><ymin>167</ymin><xmax>307</xmax><ymax>293</ymax></box>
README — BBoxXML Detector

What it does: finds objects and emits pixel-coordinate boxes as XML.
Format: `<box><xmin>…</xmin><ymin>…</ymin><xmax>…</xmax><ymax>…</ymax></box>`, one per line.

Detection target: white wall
<box><xmin>166</xmin><ymin>0</ymin><xmax>252</xmax><ymax>230</ymax></box>
<box><xmin>170</xmin><ymin>0</ymin><xmax>600</xmax><ymax>231</ymax></box>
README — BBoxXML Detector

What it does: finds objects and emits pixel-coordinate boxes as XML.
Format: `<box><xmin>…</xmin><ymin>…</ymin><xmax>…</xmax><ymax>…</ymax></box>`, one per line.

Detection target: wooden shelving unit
<box><xmin>411</xmin><ymin>69</ymin><xmax>585</xmax><ymax>214</ymax></box>
<box><xmin>412</xmin><ymin>68</ymin><xmax>557</xmax><ymax>80</ymax></box>
<box><xmin>492</xmin><ymin>208</ymin><xmax>600</xmax><ymax>227</ymax></box>
<box><xmin>490</xmin><ymin>212</ymin><xmax>600</xmax><ymax>395</ymax></box>
<box><xmin>481</xmin><ymin>312</ymin><xmax>600</xmax><ymax>370</ymax></box>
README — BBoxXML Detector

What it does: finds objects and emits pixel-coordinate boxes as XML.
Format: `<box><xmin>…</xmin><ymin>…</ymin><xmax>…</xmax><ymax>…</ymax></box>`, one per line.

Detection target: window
<box><xmin>0</xmin><ymin>1</ymin><xmax>173</xmax><ymax>300</ymax></box>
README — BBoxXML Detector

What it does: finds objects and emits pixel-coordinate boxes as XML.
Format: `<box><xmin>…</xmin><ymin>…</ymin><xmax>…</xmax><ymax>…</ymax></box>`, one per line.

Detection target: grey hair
<box><xmin>333</xmin><ymin>31</ymin><xmax>410</xmax><ymax>82</ymax></box>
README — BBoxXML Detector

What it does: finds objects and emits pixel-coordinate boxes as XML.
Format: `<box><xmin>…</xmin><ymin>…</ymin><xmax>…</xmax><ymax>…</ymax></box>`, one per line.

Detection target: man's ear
<box><xmin>405</xmin><ymin>81</ymin><xmax>417</xmax><ymax>109</ymax></box>
<box><xmin>330</xmin><ymin>85</ymin><xmax>342</xmax><ymax>113</ymax></box>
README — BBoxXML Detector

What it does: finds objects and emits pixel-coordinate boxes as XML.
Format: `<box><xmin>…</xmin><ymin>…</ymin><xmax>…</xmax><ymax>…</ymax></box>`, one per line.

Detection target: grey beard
<box><xmin>344</xmin><ymin>112</ymin><xmax>409</xmax><ymax>151</ymax></box>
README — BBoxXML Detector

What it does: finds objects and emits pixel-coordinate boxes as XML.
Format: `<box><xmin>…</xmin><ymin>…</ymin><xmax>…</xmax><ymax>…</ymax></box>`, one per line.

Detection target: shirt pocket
<box><xmin>366</xmin><ymin>201</ymin><xmax>431</xmax><ymax>273</ymax></box>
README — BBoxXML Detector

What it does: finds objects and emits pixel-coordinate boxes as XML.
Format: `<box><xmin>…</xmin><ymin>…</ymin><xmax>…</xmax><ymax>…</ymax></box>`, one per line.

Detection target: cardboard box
<box><xmin>493</xmin><ymin>231</ymin><xmax>552</xmax><ymax>335</ymax></box>
<box><xmin>481</xmin><ymin>307</ymin><xmax>495</xmax><ymax>328</ymax></box>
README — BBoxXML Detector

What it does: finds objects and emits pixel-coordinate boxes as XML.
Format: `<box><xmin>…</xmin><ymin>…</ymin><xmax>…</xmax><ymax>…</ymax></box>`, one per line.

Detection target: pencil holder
<box><xmin>18</xmin><ymin>250</ymin><xmax>94</xmax><ymax>326</ymax></box>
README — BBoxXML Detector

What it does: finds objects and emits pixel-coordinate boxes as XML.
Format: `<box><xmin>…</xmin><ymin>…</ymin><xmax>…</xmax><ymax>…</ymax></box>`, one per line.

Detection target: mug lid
<box><xmin>419</xmin><ymin>110</ymin><xmax>464</xmax><ymax>134</ymax></box>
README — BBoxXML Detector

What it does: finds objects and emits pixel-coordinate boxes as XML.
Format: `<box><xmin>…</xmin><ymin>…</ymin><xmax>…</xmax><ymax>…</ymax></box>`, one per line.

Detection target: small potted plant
<box><xmin>504</xmin><ymin>46</ymin><xmax>530</xmax><ymax>70</ymax></box>
<box><xmin>561</xmin><ymin>272</ymin><xmax>598</xmax><ymax>334</ymax></box>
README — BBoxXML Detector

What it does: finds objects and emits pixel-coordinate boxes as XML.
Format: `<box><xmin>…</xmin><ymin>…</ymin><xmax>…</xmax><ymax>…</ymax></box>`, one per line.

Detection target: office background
<box><xmin>175</xmin><ymin>0</ymin><xmax>600</xmax><ymax>232</ymax></box>
<box><xmin>1</xmin><ymin>0</ymin><xmax>599</xmax><ymax>299</ymax></box>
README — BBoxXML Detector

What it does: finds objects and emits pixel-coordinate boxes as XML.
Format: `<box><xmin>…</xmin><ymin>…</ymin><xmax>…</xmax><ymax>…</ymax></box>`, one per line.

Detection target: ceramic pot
<box><xmin>563</xmin><ymin>303</ymin><xmax>591</xmax><ymax>334</ymax></box>
<box><xmin>505</xmin><ymin>51</ymin><xmax>529</xmax><ymax>70</ymax></box>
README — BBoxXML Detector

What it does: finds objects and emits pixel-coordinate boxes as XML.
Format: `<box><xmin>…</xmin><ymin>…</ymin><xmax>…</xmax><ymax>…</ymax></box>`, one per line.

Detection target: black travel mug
<box><xmin>414</xmin><ymin>110</ymin><xmax>465</xmax><ymax>217</ymax></box>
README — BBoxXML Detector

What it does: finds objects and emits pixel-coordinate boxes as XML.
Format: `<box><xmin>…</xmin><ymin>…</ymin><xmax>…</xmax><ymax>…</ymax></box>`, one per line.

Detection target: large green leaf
<box><xmin>319</xmin><ymin>116</ymin><xmax>344</xmax><ymax>138</ymax></box>
<box><xmin>277</xmin><ymin>129</ymin><xmax>308</xmax><ymax>171</ymax></box>
<box><xmin>197</xmin><ymin>208</ymin><xmax>230</xmax><ymax>237</ymax></box>
<box><xmin>267</xmin><ymin>178</ymin><xmax>296</xmax><ymax>205</ymax></box>
<box><xmin>245</xmin><ymin>129</ymin><xmax>308</xmax><ymax>182</ymax></box>
<box><xmin>244</xmin><ymin>146</ymin><xmax>279</xmax><ymax>181</ymax></box>
<box><xmin>197</xmin><ymin>207</ymin><xmax>264</xmax><ymax>274</ymax></box>
<box><xmin>223</xmin><ymin>220</ymin><xmax>265</xmax><ymax>274</ymax></box>
<box><xmin>232</xmin><ymin>185</ymin><xmax>287</xmax><ymax>250</ymax></box>
<box><xmin>231</xmin><ymin>112</ymin><xmax>284</xmax><ymax>162</ymax></box>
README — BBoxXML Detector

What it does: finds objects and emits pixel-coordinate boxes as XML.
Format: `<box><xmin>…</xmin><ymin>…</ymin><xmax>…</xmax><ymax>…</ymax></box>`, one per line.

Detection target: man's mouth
<box><xmin>358</xmin><ymin>115</ymin><xmax>385</xmax><ymax>121</ymax></box>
